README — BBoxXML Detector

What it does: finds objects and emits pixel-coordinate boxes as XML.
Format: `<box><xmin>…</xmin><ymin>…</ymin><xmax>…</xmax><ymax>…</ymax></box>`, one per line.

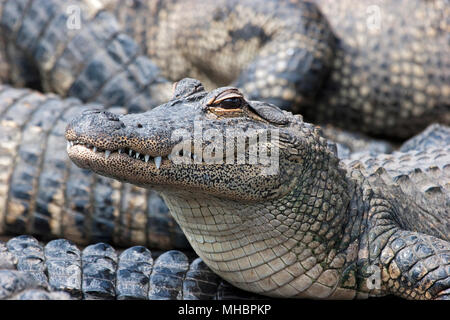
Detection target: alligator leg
<box><xmin>361</xmin><ymin>198</ymin><xmax>450</xmax><ymax>300</ymax></box>
<box><xmin>231</xmin><ymin>1</ymin><xmax>336</xmax><ymax>113</ymax></box>
<box><xmin>376</xmin><ymin>230</ymin><xmax>450</xmax><ymax>300</ymax></box>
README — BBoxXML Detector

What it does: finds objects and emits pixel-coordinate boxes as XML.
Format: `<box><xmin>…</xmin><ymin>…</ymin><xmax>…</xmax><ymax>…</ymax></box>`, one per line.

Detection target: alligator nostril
<box><xmin>82</xmin><ymin>109</ymin><xmax>103</xmax><ymax>115</ymax></box>
<box><xmin>137</xmin><ymin>123</ymin><xmax>143</xmax><ymax>128</ymax></box>
<box><xmin>105</xmin><ymin>112</ymin><xmax>120</xmax><ymax>121</ymax></box>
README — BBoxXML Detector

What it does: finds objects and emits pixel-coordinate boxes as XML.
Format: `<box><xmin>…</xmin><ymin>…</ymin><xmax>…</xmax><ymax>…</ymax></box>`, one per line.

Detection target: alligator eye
<box><xmin>216</xmin><ymin>97</ymin><xmax>242</xmax><ymax>109</ymax></box>
<box><xmin>206</xmin><ymin>88</ymin><xmax>248</xmax><ymax>117</ymax></box>
<box><xmin>207</xmin><ymin>88</ymin><xmax>246</xmax><ymax>114</ymax></box>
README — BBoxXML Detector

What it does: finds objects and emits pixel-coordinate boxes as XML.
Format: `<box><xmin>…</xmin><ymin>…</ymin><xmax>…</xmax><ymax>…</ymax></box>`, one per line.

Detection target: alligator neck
<box><xmin>161</xmin><ymin>151</ymin><xmax>359</xmax><ymax>298</ymax></box>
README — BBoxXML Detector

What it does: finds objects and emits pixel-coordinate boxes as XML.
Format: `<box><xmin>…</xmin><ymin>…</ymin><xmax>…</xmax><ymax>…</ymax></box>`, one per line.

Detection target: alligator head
<box><xmin>66</xmin><ymin>78</ymin><xmax>339</xmax><ymax>202</ymax></box>
<box><xmin>66</xmin><ymin>78</ymin><xmax>351</xmax><ymax>298</ymax></box>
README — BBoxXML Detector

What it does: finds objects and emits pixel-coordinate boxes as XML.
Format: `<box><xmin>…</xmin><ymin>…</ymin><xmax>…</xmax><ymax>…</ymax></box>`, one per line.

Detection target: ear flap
<box><xmin>172</xmin><ymin>78</ymin><xmax>205</xmax><ymax>99</ymax></box>
<box><xmin>248</xmin><ymin>101</ymin><xmax>289</xmax><ymax>125</ymax></box>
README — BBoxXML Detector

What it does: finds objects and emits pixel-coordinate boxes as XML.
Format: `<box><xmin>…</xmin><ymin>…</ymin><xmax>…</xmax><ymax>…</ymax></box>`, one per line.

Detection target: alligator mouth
<box><xmin>67</xmin><ymin>136</ymin><xmax>270</xmax><ymax>168</ymax></box>
<box><xmin>66</xmin><ymin>139</ymin><xmax>213</xmax><ymax>169</ymax></box>
<box><xmin>66</xmin><ymin>136</ymin><xmax>281</xmax><ymax>201</ymax></box>
<box><xmin>67</xmin><ymin>140</ymin><xmax>169</xmax><ymax>169</ymax></box>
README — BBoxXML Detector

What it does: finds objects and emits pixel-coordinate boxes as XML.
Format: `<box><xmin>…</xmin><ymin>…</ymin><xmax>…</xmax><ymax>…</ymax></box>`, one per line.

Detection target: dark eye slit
<box><xmin>217</xmin><ymin>97</ymin><xmax>242</xmax><ymax>109</ymax></box>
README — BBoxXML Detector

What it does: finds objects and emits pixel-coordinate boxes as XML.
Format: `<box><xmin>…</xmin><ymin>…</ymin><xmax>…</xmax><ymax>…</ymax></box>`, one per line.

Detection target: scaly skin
<box><xmin>0</xmin><ymin>0</ymin><xmax>171</xmax><ymax>113</ymax></box>
<box><xmin>399</xmin><ymin>124</ymin><xmax>450</xmax><ymax>153</ymax></box>
<box><xmin>106</xmin><ymin>0</ymin><xmax>450</xmax><ymax>139</ymax></box>
<box><xmin>0</xmin><ymin>235</ymin><xmax>260</xmax><ymax>300</ymax></box>
<box><xmin>0</xmin><ymin>84</ymin><xmax>391</xmax><ymax>249</ymax></box>
<box><xmin>0</xmin><ymin>84</ymin><xmax>188</xmax><ymax>249</ymax></box>
<box><xmin>318</xmin><ymin>125</ymin><xmax>394</xmax><ymax>160</ymax></box>
<box><xmin>66</xmin><ymin>78</ymin><xmax>449</xmax><ymax>299</ymax></box>
<box><xmin>1</xmin><ymin>0</ymin><xmax>448</xmax><ymax>138</ymax></box>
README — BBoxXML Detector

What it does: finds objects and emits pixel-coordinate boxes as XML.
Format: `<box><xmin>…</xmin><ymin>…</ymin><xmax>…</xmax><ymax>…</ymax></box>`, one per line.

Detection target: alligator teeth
<box><xmin>144</xmin><ymin>155</ymin><xmax>150</xmax><ymax>163</ymax></box>
<box><xmin>67</xmin><ymin>142</ymin><xmax>70</xmax><ymax>150</ymax></box>
<box><xmin>118</xmin><ymin>149</ymin><xmax>122</xmax><ymax>154</ymax></box>
<box><xmin>93</xmin><ymin>146</ymin><xmax>97</xmax><ymax>152</ymax></box>
<box><xmin>105</xmin><ymin>150</ymin><xmax>111</xmax><ymax>159</ymax></box>
<box><xmin>70</xmin><ymin>141</ymin><xmax>74</xmax><ymax>147</ymax></box>
<box><xmin>136</xmin><ymin>152</ymin><xmax>140</xmax><ymax>159</ymax></box>
<box><xmin>154</xmin><ymin>156</ymin><xmax>162</xmax><ymax>169</ymax></box>
<box><xmin>129</xmin><ymin>150</ymin><xmax>133</xmax><ymax>156</ymax></box>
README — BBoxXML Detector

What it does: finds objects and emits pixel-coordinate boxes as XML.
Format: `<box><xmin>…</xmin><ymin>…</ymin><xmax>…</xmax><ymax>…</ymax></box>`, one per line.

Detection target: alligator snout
<box><xmin>67</xmin><ymin>109</ymin><xmax>125</xmax><ymax>138</ymax></box>
<box><xmin>82</xmin><ymin>109</ymin><xmax>122</xmax><ymax>122</ymax></box>
<box><xmin>65</xmin><ymin>105</ymin><xmax>178</xmax><ymax>161</ymax></box>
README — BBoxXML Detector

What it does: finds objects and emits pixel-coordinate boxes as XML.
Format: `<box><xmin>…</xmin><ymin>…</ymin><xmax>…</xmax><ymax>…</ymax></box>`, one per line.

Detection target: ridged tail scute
<box><xmin>0</xmin><ymin>235</ymin><xmax>263</xmax><ymax>300</ymax></box>
<box><xmin>0</xmin><ymin>0</ymin><xmax>171</xmax><ymax>113</ymax></box>
<box><xmin>344</xmin><ymin>133</ymin><xmax>449</xmax><ymax>299</ymax></box>
<box><xmin>345</xmin><ymin>142</ymin><xmax>450</xmax><ymax>242</ymax></box>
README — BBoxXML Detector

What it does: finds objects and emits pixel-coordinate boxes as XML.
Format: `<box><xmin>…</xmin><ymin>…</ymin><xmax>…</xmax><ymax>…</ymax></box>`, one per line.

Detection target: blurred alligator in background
<box><xmin>0</xmin><ymin>0</ymin><xmax>172</xmax><ymax>113</ymax></box>
<box><xmin>0</xmin><ymin>235</ymin><xmax>263</xmax><ymax>299</ymax></box>
<box><xmin>105</xmin><ymin>0</ymin><xmax>450</xmax><ymax>139</ymax></box>
<box><xmin>0</xmin><ymin>0</ymin><xmax>448</xmax><ymax>139</ymax></box>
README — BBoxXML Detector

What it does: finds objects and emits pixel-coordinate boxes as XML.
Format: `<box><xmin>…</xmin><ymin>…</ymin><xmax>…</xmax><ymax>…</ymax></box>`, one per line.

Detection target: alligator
<box><xmin>0</xmin><ymin>0</ymin><xmax>172</xmax><ymax>113</ymax></box>
<box><xmin>399</xmin><ymin>124</ymin><xmax>450</xmax><ymax>153</ymax></box>
<box><xmin>0</xmin><ymin>84</ymin><xmax>394</xmax><ymax>249</ymax></box>
<box><xmin>1</xmin><ymin>0</ymin><xmax>449</xmax><ymax>139</ymax></box>
<box><xmin>105</xmin><ymin>0</ymin><xmax>450</xmax><ymax>139</ymax></box>
<box><xmin>0</xmin><ymin>0</ymin><xmax>447</xmax><ymax>300</ymax></box>
<box><xmin>0</xmin><ymin>83</ymin><xmax>397</xmax><ymax>300</ymax></box>
<box><xmin>0</xmin><ymin>235</ymin><xmax>262</xmax><ymax>300</ymax></box>
<box><xmin>66</xmin><ymin>78</ymin><xmax>449</xmax><ymax>300</ymax></box>
<box><xmin>0</xmin><ymin>84</ymin><xmax>189</xmax><ymax>249</ymax></box>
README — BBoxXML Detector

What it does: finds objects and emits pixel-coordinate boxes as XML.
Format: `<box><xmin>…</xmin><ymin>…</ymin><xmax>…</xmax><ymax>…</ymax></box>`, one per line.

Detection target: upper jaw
<box><xmin>66</xmin><ymin>140</ymin><xmax>167</xmax><ymax>168</ymax></box>
<box><xmin>65</xmin><ymin>136</ymin><xmax>233</xmax><ymax>170</ymax></box>
<box><xmin>64</xmin><ymin>109</ymin><xmax>179</xmax><ymax>164</ymax></box>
